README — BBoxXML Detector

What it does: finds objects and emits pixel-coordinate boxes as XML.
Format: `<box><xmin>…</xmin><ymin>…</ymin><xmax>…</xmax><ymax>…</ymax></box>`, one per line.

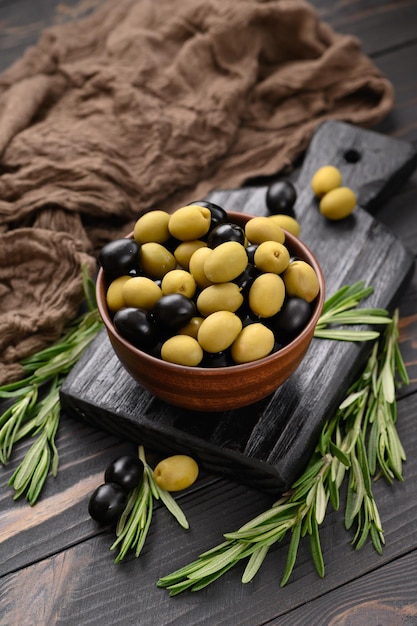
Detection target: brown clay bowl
<box><xmin>96</xmin><ymin>211</ymin><xmax>325</xmax><ymax>412</ymax></box>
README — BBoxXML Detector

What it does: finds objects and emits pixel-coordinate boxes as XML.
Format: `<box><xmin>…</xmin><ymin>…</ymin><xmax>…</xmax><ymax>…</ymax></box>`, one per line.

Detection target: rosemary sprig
<box><xmin>158</xmin><ymin>310</ymin><xmax>408</xmax><ymax>595</ymax></box>
<box><xmin>0</xmin><ymin>266</ymin><xmax>103</xmax><ymax>504</ymax></box>
<box><xmin>314</xmin><ymin>281</ymin><xmax>391</xmax><ymax>341</ymax></box>
<box><xmin>110</xmin><ymin>445</ymin><xmax>189</xmax><ymax>563</ymax></box>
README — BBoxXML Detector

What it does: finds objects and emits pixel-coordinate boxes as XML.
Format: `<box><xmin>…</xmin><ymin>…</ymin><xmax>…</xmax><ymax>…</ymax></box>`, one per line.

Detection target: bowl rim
<box><xmin>96</xmin><ymin>210</ymin><xmax>326</xmax><ymax>375</ymax></box>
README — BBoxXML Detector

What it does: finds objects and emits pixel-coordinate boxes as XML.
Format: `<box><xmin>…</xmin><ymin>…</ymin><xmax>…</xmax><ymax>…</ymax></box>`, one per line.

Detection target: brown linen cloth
<box><xmin>0</xmin><ymin>0</ymin><xmax>394</xmax><ymax>384</ymax></box>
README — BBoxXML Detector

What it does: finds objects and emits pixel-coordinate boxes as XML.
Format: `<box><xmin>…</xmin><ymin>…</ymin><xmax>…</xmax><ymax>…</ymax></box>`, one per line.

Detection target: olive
<box><xmin>196</xmin><ymin>283</ymin><xmax>244</xmax><ymax>317</ymax></box>
<box><xmin>283</xmin><ymin>260</ymin><xmax>320</xmax><ymax>303</ymax></box>
<box><xmin>104</xmin><ymin>455</ymin><xmax>144</xmax><ymax>492</ymax></box>
<box><xmin>319</xmin><ymin>187</ymin><xmax>357</xmax><ymax>220</ymax></box>
<box><xmin>139</xmin><ymin>243</ymin><xmax>176</xmax><ymax>279</ymax></box>
<box><xmin>106</xmin><ymin>275</ymin><xmax>131</xmax><ymax>312</ymax></box>
<box><xmin>168</xmin><ymin>205</ymin><xmax>211</xmax><ymax>240</ymax></box>
<box><xmin>188</xmin><ymin>247</ymin><xmax>214</xmax><ymax>289</ymax></box>
<box><xmin>266</xmin><ymin>180</ymin><xmax>297</xmax><ymax>217</ymax></box>
<box><xmin>254</xmin><ymin>240</ymin><xmax>290</xmax><ymax>274</ymax></box>
<box><xmin>151</xmin><ymin>293</ymin><xmax>196</xmax><ymax>331</ymax></box>
<box><xmin>161</xmin><ymin>335</ymin><xmax>203</xmax><ymax>366</ymax></box>
<box><xmin>201</xmin><ymin>349</ymin><xmax>233</xmax><ymax>368</ymax></box>
<box><xmin>161</xmin><ymin>269</ymin><xmax>196</xmax><ymax>299</ymax></box>
<box><xmin>99</xmin><ymin>238</ymin><xmax>140</xmax><ymax>280</ymax></box>
<box><xmin>245</xmin><ymin>243</ymin><xmax>259</xmax><ymax>264</ymax></box>
<box><xmin>122</xmin><ymin>276</ymin><xmax>162</xmax><ymax>310</ymax></box>
<box><xmin>153</xmin><ymin>455</ymin><xmax>199</xmax><ymax>491</ymax></box>
<box><xmin>88</xmin><ymin>482</ymin><xmax>127</xmax><ymax>525</ymax></box>
<box><xmin>245</xmin><ymin>217</ymin><xmax>285</xmax><ymax>245</ymax></box>
<box><xmin>207</xmin><ymin>222</ymin><xmax>245</xmax><ymax>248</ymax></box>
<box><xmin>197</xmin><ymin>310</ymin><xmax>242</xmax><ymax>352</ymax></box>
<box><xmin>311</xmin><ymin>165</ymin><xmax>342</xmax><ymax>197</ymax></box>
<box><xmin>178</xmin><ymin>316</ymin><xmax>204</xmax><ymax>339</ymax></box>
<box><xmin>231</xmin><ymin>323</ymin><xmax>275</xmax><ymax>364</ymax></box>
<box><xmin>187</xmin><ymin>200</ymin><xmax>228</xmax><ymax>228</ymax></box>
<box><xmin>113</xmin><ymin>308</ymin><xmax>158</xmax><ymax>350</ymax></box>
<box><xmin>268</xmin><ymin>214</ymin><xmax>301</xmax><ymax>237</ymax></box>
<box><xmin>249</xmin><ymin>273</ymin><xmax>285</xmax><ymax>317</ymax></box>
<box><xmin>174</xmin><ymin>240</ymin><xmax>207</xmax><ymax>270</ymax></box>
<box><xmin>266</xmin><ymin>297</ymin><xmax>312</xmax><ymax>337</ymax></box>
<box><xmin>233</xmin><ymin>263</ymin><xmax>259</xmax><ymax>295</ymax></box>
<box><xmin>203</xmin><ymin>241</ymin><xmax>248</xmax><ymax>283</ymax></box>
<box><xmin>133</xmin><ymin>210</ymin><xmax>170</xmax><ymax>244</ymax></box>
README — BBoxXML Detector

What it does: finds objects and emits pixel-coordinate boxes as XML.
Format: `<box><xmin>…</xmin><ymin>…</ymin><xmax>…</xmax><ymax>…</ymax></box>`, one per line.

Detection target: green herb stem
<box><xmin>158</xmin><ymin>309</ymin><xmax>408</xmax><ymax>595</ymax></box>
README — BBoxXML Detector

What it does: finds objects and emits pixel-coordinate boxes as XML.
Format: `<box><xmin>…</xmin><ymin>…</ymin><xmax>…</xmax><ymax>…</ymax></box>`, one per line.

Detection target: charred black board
<box><xmin>61</xmin><ymin>121</ymin><xmax>416</xmax><ymax>494</ymax></box>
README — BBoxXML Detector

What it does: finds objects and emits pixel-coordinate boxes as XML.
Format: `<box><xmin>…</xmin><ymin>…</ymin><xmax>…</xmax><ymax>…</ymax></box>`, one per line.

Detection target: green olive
<box><xmin>319</xmin><ymin>187</ymin><xmax>357</xmax><ymax>220</ymax></box>
<box><xmin>197</xmin><ymin>311</ymin><xmax>242</xmax><ymax>352</ymax></box>
<box><xmin>139</xmin><ymin>242</ymin><xmax>177</xmax><ymax>278</ymax></box>
<box><xmin>196</xmin><ymin>283</ymin><xmax>244</xmax><ymax>317</ymax></box>
<box><xmin>160</xmin><ymin>335</ymin><xmax>203</xmax><ymax>366</ymax></box>
<box><xmin>283</xmin><ymin>260</ymin><xmax>320</xmax><ymax>302</ymax></box>
<box><xmin>203</xmin><ymin>241</ymin><xmax>248</xmax><ymax>283</ymax></box>
<box><xmin>249</xmin><ymin>273</ymin><xmax>285</xmax><ymax>317</ymax></box>
<box><xmin>268</xmin><ymin>214</ymin><xmax>301</xmax><ymax>237</ymax></box>
<box><xmin>153</xmin><ymin>455</ymin><xmax>199</xmax><ymax>491</ymax></box>
<box><xmin>133</xmin><ymin>210</ymin><xmax>170</xmax><ymax>244</ymax></box>
<box><xmin>161</xmin><ymin>269</ymin><xmax>196</xmax><ymax>299</ymax></box>
<box><xmin>188</xmin><ymin>247</ymin><xmax>214</xmax><ymax>288</ymax></box>
<box><xmin>254</xmin><ymin>240</ymin><xmax>290</xmax><ymax>274</ymax></box>
<box><xmin>168</xmin><ymin>205</ymin><xmax>211</xmax><ymax>241</ymax></box>
<box><xmin>245</xmin><ymin>216</ymin><xmax>285</xmax><ymax>245</ymax></box>
<box><xmin>122</xmin><ymin>276</ymin><xmax>162</xmax><ymax>310</ymax></box>
<box><xmin>178</xmin><ymin>316</ymin><xmax>204</xmax><ymax>339</ymax></box>
<box><xmin>311</xmin><ymin>165</ymin><xmax>342</xmax><ymax>197</ymax></box>
<box><xmin>106</xmin><ymin>275</ymin><xmax>131</xmax><ymax>312</ymax></box>
<box><xmin>174</xmin><ymin>240</ymin><xmax>207</xmax><ymax>270</ymax></box>
<box><xmin>231</xmin><ymin>323</ymin><xmax>275</xmax><ymax>363</ymax></box>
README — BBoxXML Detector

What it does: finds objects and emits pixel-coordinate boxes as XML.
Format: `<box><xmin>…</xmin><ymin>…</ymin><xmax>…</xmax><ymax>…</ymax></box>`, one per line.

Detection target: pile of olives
<box><xmin>88</xmin><ymin>455</ymin><xmax>144</xmax><ymax>525</ymax></box>
<box><xmin>311</xmin><ymin>165</ymin><xmax>357</xmax><ymax>220</ymax></box>
<box><xmin>98</xmin><ymin>200</ymin><xmax>320</xmax><ymax>367</ymax></box>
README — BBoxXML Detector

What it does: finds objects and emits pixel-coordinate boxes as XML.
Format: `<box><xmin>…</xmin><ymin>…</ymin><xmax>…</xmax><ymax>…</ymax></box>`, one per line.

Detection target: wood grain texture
<box><xmin>61</xmin><ymin>121</ymin><xmax>416</xmax><ymax>492</ymax></box>
<box><xmin>1</xmin><ymin>1</ymin><xmax>417</xmax><ymax>625</ymax></box>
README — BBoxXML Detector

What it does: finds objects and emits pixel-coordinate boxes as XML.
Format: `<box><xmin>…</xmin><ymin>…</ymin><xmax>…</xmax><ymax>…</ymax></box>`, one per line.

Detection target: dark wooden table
<box><xmin>1</xmin><ymin>2</ymin><xmax>417</xmax><ymax>624</ymax></box>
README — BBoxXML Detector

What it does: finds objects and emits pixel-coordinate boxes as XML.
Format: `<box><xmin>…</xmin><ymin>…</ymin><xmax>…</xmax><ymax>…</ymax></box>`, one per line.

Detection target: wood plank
<box><xmin>61</xmin><ymin>121</ymin><xmax>416</xmax><ymax>492</ymax></box>
<box><xmin>1</xmin><ymin>391</ymin><xmax>416</xmax><ymax>625</ymax></box>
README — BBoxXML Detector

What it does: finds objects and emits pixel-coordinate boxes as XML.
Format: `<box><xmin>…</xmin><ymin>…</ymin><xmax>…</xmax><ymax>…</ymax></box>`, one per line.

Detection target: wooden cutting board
<box><xmin>60</xmin><ymin>121</ymin><xmax>416</xmax><ymax>494</ymax></box>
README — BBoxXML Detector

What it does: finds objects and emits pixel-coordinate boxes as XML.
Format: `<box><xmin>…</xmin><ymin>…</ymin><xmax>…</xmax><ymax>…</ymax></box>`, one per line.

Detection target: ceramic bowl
<box><xmin>96</xmin><ymin>211</ymin><xmax>325</xmax><ymax>412</ymax></box>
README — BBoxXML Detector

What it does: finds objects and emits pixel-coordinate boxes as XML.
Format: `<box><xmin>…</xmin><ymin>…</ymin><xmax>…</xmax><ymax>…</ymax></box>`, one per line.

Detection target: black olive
<box><xmin>267</xmin><ymin>297</ymin><xmax>312</xmax><ymax>337</ymax></box>
<box><xmin>104</xmin><ymin>455</ymin><xmax>144</xmax><ymax>492</ymax></box>
<box><xmin>207</xmin><ymin>222</ymin><xmax>245</xmax><ymax>248</ymax></box>
<box><xmin>187</xmin><ymin>200</ymin><xmax>228</xmax><ymax>229</ymax></box>
<box><xmin>233</xmin><ymin>263</ymin><xmax>259</xmax><ymax>295</ymax></box>
<box><xmin>113</xmin><ymin>308</ymin><xmax>158</xmax><ymax>350</ymax></box>
<box><xmin>151</xmin><ymin>294</ymin><xmax>196</xmax><ymax>332</ymax></box>
<box><xmin>245</xmin><ymin>244</ymin><xmax>258</xmax><ymax>265</ymax></box>
<box><xmin>266</xmin><ymin>181</ymin><xmax>297</xmax><ymax>217</ymax></box>
<box><xmin>201</xmin><ymin>350</ymin><xmax>233</xmax><ymax>368</ymax></box>
<box><xmin>88</xmin><ymin>482</ymin><xmax>127</xmax><ymax>525</ymax></box>
<box><xmin>98</xmin><ymin>238</ymin><xmax>140</xmax><ymax>280</ymax></box>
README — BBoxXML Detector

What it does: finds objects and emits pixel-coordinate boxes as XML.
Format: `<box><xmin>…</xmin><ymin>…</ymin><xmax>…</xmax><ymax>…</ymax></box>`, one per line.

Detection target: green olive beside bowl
<box><xmin>96</xmin><ymin>211</ymin><xmax>325</xmax><ymax>412</ymax></box>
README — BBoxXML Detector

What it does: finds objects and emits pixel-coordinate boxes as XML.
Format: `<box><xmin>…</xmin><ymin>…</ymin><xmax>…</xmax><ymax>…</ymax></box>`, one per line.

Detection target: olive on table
<box><xmin>319</xmin><ymin>187</ymin><xmax>357</xmax><ymax>220</ymax></box>
<box><xmin>88</xmin><ymin>482</ymin><xmax>127</xmax><ymax>525</ymax></box>
<box><xmin>105</xmin><ymin>455</ymin><xmax>145</xmax><ymax>492</ymax></box>
<box><xmin>153</xmin><ymin>455</ymin><xmax>199</xmax><ymax>491</ymax></box>
<box><xmin>311</xmin><ymin>165</ymin><xmax>342</xmax><ymax>197</ymax></box>
<box><xmin>265</xmin><ymin>180</ymin><xmax>297</xmax><ymax>217</ymax></box>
